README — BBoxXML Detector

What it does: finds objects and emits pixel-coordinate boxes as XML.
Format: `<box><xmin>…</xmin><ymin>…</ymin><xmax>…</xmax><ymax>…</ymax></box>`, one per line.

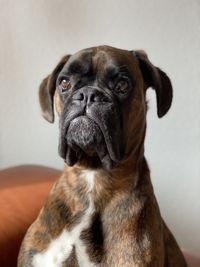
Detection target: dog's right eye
<box><xmin>115</xmin><ymin>79</ymin><xmax>129</xmax><ymax>94</ymax></box>
<box><xmin>60</xmin><ymin>79</ymin><xmax>72</xmax><ymax>92</ymax></box>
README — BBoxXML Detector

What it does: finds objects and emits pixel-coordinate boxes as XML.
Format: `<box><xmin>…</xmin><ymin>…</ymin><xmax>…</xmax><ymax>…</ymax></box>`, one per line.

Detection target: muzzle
<box><xmin>58</xmin><ymin>86</ymin><xmax>121</xmax><ymax>170</ymax></box>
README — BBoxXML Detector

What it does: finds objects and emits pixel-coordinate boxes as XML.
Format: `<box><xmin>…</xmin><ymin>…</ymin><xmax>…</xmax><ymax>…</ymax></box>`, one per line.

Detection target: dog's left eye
<box><xmin>60</xmin><ymin>79</ymin><xmax>72</xmax><ymax>92</ymax></box>
<box><xmin>115</xmin><ymin>79</ymin><xmax>129</xmax><ymax>94</ymax></box>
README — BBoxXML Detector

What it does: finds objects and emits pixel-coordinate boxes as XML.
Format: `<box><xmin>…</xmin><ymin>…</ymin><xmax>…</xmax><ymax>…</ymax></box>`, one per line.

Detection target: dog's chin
<box><xmin>62</xmin><ymin>116</ymin><xmax>115</xmax><ymax>170</ymax></box>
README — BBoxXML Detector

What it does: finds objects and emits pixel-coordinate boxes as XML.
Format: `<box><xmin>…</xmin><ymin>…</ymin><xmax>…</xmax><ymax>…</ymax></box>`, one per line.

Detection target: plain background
<box><xmin>0</xmin><ymin>0</ymin><xmax>199</xmax><ymax>254</ymax></box>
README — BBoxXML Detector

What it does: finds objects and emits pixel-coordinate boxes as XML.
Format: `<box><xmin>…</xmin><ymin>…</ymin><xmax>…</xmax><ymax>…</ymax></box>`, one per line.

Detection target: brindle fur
<box><xmin>18</xmin><ymin>46</ymin><xmax>187</xmax><ymax>267</ymax></box>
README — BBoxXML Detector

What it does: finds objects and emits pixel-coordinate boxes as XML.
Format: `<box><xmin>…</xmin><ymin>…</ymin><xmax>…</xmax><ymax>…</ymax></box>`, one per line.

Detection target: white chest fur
<box><xmin>32</xmin><ymin>170</ymin><xmax>97</xmax><ymax>267</ymax></box>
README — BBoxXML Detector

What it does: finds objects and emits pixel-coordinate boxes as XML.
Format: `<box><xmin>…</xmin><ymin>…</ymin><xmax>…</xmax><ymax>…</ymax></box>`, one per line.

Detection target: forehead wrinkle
<box><xmin>92</xmin><ymin>51</ymin><xmax>123</xmax><ymax>83</ymax></box>
<box><xmin>92</xmin><ymin>50</ymin><xmax>111</xmax><ymax>74</ymax></box>
<box><xmin>65</xmin><ymin>50</ymin><xmax>93</xmax><ymax>75</ymax></box>
<box><xmin>68</xmin><ymin>60</ymin><xmax>85</xmax><ymax>74</ymax></box>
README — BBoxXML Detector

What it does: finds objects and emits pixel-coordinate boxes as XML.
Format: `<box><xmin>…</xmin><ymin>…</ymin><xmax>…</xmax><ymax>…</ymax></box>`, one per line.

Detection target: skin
<box><xmin>18</xmin><ymin>46</ymin><xmax>187</xmax><ymax>267</ymax></box>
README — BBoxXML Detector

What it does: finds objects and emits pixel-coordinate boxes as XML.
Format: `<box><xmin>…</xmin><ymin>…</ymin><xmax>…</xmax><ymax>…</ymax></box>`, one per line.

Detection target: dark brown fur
<box><xmin>18</xmin><ymin>46</ymin><xmax>187</xmax><ymax>267</ymax></box>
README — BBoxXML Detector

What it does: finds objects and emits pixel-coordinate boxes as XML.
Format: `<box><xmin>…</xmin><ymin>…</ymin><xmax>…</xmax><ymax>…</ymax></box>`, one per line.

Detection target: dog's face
<box><xmin>39</xmin><ymin>46</ymin><xmax>172</xmax><ymax>170</ymax></box>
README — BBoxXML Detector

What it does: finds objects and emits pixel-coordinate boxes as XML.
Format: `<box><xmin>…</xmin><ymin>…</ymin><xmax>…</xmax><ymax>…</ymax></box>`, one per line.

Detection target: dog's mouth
<box><xmin>59</xmin><ymin>113</ymin><xmax>121</xmax><ymax>170</ymax></box>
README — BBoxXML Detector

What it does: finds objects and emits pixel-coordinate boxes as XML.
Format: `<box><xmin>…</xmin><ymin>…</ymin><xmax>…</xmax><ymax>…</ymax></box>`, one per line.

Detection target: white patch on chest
<box><xmin>80</xmin><ymin>170</ymin><xmax>96</xmax><ymax>192</ymax></box>
<box><xmin>32</xmin><ymin>170</ymin><xmax>97</xmax><ymax>267</ymax></box>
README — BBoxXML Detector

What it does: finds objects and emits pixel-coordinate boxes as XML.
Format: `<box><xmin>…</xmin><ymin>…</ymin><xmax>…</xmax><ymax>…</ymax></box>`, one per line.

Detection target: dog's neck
<box><xmin>62</xmin><ymin>145</ymin><xmax>152</xmax><ymax>212</ymax></box>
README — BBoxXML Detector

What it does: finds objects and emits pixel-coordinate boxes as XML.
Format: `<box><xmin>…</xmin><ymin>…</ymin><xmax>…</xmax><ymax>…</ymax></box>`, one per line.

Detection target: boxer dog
<box><xmin>18</xmin><ymin>45</ymin><xmax>187</xmax><ymax>267</ymax></box>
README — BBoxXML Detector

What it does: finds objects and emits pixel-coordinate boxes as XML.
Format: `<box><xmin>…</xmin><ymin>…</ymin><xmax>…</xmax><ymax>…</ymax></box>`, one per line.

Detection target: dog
<box><xmin>18</xmin><ymin>45</ymin><xmax>187</xmax><ymax>267</ymax></box>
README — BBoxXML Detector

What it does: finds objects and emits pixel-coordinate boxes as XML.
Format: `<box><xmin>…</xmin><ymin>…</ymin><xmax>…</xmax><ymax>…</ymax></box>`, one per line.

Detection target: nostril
<box><xmin>73</xmin><ymin>92</ymin><xmax>84</xmax><ymax>101</ymax></box>
<box><xmin>88</xmin><ymin>92</ymin><xmax>103</xmax><ymax>103</ymax></box>
<box><xmin>79</xmin><ymin>93</ymin><xmax>84</xmax><ymax>101</ymax></box>
<box><xmin>90</xmin><ymin>94</ymin><xmax>97</xmax><ymax>102</ymax></box>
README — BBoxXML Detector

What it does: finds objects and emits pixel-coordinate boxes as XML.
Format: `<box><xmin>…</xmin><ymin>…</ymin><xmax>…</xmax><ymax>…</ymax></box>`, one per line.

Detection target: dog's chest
<box><xmin>32</xmin><ymin>171</ymin><xmax>98</xmax><ymax>267</ymax></box>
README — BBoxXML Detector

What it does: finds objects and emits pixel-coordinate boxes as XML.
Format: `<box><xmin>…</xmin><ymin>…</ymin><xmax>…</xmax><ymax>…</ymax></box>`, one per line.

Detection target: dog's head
<box><xmin>39</xmin><ymin>46</ymin><xmax>172</xmax><ymax>170</ymax></box>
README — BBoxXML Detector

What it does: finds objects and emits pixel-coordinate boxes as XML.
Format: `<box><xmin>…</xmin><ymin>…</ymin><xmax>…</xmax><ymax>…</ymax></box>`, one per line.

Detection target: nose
<box><xmin>72</xmin><ymin>87</ymin><xmax>108</xmax><ymax>105</ymax></box>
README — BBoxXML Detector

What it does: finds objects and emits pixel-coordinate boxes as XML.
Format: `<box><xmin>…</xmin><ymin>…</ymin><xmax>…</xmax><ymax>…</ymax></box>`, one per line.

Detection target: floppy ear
<box><xmin>133</xmin><ymin>50</ymin><xmax>173</xmax><ymax>118</ymax></box>
<box><xmin>39</xmin><ymin>55</ymin><xmax>71</xmax><ymax>123</ymax></box>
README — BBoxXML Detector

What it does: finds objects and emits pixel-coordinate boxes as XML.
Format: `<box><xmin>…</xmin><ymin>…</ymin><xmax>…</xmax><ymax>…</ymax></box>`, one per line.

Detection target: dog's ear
<box><xmin>39</xmin><ymin>55</ymin><xmax>71</xmax><ymax>123</ymax></box>
<box><xmin>133</xmin><ymin>50</ymin><xmax>173</xmax><ymax>118</ymax></box>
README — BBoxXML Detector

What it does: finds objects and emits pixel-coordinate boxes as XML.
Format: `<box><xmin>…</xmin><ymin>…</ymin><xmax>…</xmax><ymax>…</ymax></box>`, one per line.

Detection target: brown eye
<box><xmin>60</xmin><ymin>79</ymin><xmax>71</xmax><ymax>92</ymax></box>
<box><xmin>115</xmin><ymin>79</ymin><xmax>129</xmax><ymax>94</ymax></box>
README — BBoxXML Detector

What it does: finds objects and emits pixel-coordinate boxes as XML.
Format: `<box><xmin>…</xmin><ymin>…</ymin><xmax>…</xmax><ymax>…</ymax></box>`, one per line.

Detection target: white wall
<box><xmin>0</xmin><ymin>0</ymin><xmax>199</xmax><ymax>254</ymax></box>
